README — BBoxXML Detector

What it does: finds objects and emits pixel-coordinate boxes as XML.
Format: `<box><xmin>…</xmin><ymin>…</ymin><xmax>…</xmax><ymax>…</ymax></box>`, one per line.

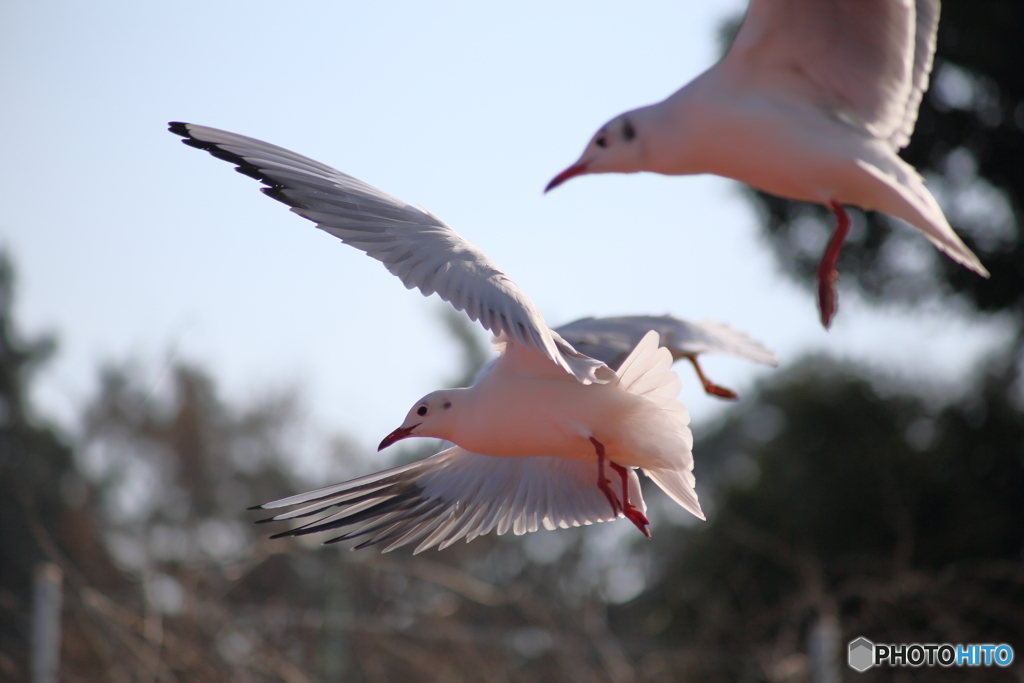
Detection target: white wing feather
<box><xmin>556</xmin><ymin>315</ymin><xmax>778</xmax><ymax>368</ymax></box>
<box><xmin>471</xmin><ymin>315</ymin><xmax>778</xmax><ymax>387</ymax></box>
<box><xmin>255</xmin><ymin>446</ymin><xmax>644</xmax><ymax>554</ymax></box>
<box><xmin>726</xmin><ymin>0</ymin><xmax>939</xmax><ymax>149</ymax></box>
<box><xmin>169</xmin><ymin>122</ymin><xmax>607</xmax><ymax>385</ymax></box>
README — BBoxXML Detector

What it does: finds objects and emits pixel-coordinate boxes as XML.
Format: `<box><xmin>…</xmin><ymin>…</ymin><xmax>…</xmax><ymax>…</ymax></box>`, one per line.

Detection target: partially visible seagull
<box><xmin>554</xmin><ymin>315</ymin><xmax>778</xmax><ymax>399</ymax></box>
<box><xmin>170</xmin><ymin>122</ymin><xmax>706</xmax><ymax>551</ymax></box>
<box><xmin>546</xmin><ymin>0</ymin><xmax>989</xmax><ymax>328</ymax></box>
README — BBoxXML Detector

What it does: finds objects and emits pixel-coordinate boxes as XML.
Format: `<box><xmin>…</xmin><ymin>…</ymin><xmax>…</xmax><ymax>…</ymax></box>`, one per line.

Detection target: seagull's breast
<box><xmin>453</xmin><ymin>378</ymin><xmax>643</xmax><ymax>462</ymax></box>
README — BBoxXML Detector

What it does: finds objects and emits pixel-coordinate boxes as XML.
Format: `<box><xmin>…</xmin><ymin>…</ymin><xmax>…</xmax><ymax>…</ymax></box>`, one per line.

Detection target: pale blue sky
<box><xmin>1</xmin><ymin>0</ymin><xmax>1011</xmax><ymax>459</ymax></box>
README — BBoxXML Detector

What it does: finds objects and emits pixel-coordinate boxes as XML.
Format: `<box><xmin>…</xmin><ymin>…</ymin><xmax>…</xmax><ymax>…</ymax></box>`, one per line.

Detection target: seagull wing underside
<box><xmin>726</xmin><ymin>0</ymin><xmax>939</xmax><ymax>149</ymax></box>
<box><xmin>555</xmin><ymin>315</ymin><xmax>779</xmax><ymax>369</ymax></box>
<box><xmin>254</xmin><ymin>447</ymin><xmax>643</xmax><ymax>554</ymax></box>
<box><xmin>169</xmin><ymin>122</ymin><xmax>607</xmax><ymax>384</ymax></box>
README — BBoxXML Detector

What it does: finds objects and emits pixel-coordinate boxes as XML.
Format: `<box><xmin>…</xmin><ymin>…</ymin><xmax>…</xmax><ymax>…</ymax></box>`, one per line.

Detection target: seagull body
<box><xmin>170</xmin><ymin>122</ymin><xmax>705</xmax><ymax>550</ymax></box>
<box><xmin>547</xmin><ymin>0</ymin><xmax>988</xmax><ymax>327</ymax></box>
<box><xmin>391</xmin><ymin>336</ymin><xmax>691</xmax><ymax>473</ymax></box>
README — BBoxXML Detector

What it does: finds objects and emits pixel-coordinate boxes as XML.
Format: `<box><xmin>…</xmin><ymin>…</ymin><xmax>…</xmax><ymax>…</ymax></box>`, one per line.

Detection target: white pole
<box><xmin>808</xmin><ymin>612</ymin><xmax>840</xmax><ymax>683</ymax></box>
<box><xmin>31</xmin><ymin>563</ymin><xmax>63</xmax><ymax>683</ymax></box>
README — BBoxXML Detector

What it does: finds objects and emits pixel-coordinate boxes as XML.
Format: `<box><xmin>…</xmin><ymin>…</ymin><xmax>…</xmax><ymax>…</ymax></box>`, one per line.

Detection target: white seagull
<box><xmin>170</xmin><ymin>122</ymin><xmax>705</xmax><ymax>551</ymax></box>
<box><xmin>546</xmin><ymin>0</ymin><xmax>989</xmax><ymax>328</ymax></box>
<box><xmin>251</xmin><ymin>314</ymin><xmax>773</xmax><ymax>554</ymax></box>
<box><xmin>555</xmin><ymin>314</ymin><xmax>778</xmax><ymax>399</ymax></box>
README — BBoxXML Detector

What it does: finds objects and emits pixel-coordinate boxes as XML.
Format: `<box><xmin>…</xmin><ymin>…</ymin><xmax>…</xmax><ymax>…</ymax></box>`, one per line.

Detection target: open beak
<box><xmin>544</xmin><ymin>161</ymin><xmax>590</xmax><ymax>193</ymax></box>
<box><xmin>378</xmin><ymin>424</ymin><xmax>419</xmax><ymax>451</ymax></box>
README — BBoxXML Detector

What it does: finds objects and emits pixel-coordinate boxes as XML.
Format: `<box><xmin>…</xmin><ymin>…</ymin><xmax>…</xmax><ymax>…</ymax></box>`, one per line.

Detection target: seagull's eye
<box><xmin>622</xmin><ymin>119</ymin><xmax>636</xmax><ymax>141</ymax></box>
<box><xmin>595</xmin><ymin>137</ymin><xmax>607</xmax><ymax>149</ymax></box>
<box><xmin>443</xmin><ymin>401</ymin><xmax>452</xmax><ymax>409</ymax></box>
<box><xmin>417</xmin><ymin>406</ymin><xmax>427</xmax><ymax>417</ymax></box>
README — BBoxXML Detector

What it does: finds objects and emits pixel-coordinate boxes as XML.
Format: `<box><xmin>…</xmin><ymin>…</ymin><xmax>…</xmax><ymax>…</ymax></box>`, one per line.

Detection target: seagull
<box><xmin>169</xmin><ymin>122</ymin><xmax>705</xmax><ymax>550</ymax></box>
<box><xmin>546</xmin><ymin>0</ymin><xmax>989</xmax><ymax>328</ymax></box>
<box><xmin>554</xmin><ymin>314</ymin><xmax>778</xmax><ymax>399</ymax></box>
<box><xmin>251</xmin><ymin>314</ymin><xmax>773</xmax><ymax>554</ymax></box>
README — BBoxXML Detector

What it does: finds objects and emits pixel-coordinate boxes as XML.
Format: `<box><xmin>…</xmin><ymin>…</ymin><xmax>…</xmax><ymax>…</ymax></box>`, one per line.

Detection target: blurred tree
<box><xmin>80</xmin><ymin>360</ymin><xmax>307</xmax><ymax>568</ymax></box>
<box><xmin>0</xmin><ymin>252</ymin><xmax>652</xmax><ymax>682</ymax></box>
<box><xmin>749</xmin><ymin>0</ymin><xmax>1023</xmax><ymax>317</ymax></box>
<box><xmin>0</xmin><ymin>252</ymin><xmax>123</xmax><ymax>680</ymax></box>
<box><xmin>614</xmin><ymin>353</ymin><xmax>1023</xmax><ymax>682</ymax></box>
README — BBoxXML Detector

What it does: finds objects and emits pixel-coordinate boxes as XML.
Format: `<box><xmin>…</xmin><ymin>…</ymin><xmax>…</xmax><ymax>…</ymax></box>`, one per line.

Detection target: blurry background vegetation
<box><xmin>1</xmin><ymin>0</ymin><xmax>1022</xmax><ymax>680</ymax></box>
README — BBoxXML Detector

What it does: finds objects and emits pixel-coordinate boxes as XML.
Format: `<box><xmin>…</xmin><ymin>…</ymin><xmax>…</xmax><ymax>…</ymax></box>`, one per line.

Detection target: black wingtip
<box><xmin>323</xmin><ymin>535</ymin><xmax>350</xmax><ymax>545</ymax></box>
<box><xmin>168</xmin><ymin>122</ymin><xmax>288</xmax><ymax>198</ymax></box>
<box><xmin>269</xmin><ymin>529</ymin><xmax>297</xmax><ymax>540</ymax></box>
<box><xmin>254</xmin><ymin>517</ymin><xmax>278</xmax><ymax>525</ymax></box>
<box><xmin>246</xmin><ymin>503</ymin><xmax>265</xmax><ymax>511</ymax></box>
<box><xmin>261</xmin><ymin>186</ymin><xmax>300</xmax><ymax>208</ymax></box>
<box><xmin>168</xmin><ymin>121</ymin><xmax>190</xmax><ymax>137</ymax></box>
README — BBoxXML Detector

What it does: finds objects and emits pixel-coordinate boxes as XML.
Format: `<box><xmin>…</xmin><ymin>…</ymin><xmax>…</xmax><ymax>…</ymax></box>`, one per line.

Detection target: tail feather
<box><xmin>643</xmin><ymin>467</ymin><xmax>705</xmax><ymax>520</ymax></box>
<box><xmin>856</xmin><ymin>157</ymin><xmax>989</xmax><ymax>277</ymax></box>
<box><xmin>617</xmin><ymin>332</ymin><xmax>679</xmax><ymax>404</ymax></box>
<box><xmin>615</xmin><ymin>331</ymin><xmax>703</xmax><ymax>521</ymax></box>
<box><xmin>615</xmin><ymin>331</ymin><xmax>661</xmax><ymax>390</ymax></box>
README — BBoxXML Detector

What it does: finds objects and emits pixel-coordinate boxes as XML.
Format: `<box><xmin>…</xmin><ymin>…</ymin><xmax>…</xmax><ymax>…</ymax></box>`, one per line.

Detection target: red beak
<box><xmin>544</xmin><ymin>161</ymin><xmax>590</xmax><ymax>193</ymax></box>
<box><xmin>378</xmin><ymin>424</ymin><xmax>419</xmax><ymax>451</ymax></box>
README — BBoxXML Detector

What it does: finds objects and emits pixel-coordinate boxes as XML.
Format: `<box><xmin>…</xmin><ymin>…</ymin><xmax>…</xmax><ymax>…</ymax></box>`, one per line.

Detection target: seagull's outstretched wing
<box><xmin>555</xmin><ymin>315</ymin><xmax>779</xmax><ymax>369</ymax></box>
<box><xmin>169</xmin><ymin>122</ymin><xmax>607</xmax><ymax>385</ymax></box>
<box><xmin>253</xmin><ymin>447</ymin><xmax>644</xmax><ymax>554</ymax></box>
<box><xmin>725</xmin><ymin>0</ymin><xmax>939</xmax><ymax>149</ymax></box>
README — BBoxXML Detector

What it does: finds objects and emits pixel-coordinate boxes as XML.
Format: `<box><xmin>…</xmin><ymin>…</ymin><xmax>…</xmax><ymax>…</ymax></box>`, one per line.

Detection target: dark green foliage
<box><xmin>614</xmin><ymin>354</ymin><xmax>1024</xmax><ymax>682</ymax></box>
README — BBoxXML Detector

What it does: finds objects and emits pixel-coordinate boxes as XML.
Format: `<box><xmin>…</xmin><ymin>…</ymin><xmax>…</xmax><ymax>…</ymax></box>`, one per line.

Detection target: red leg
<box><xmin>609</xmin><ymin>461</ymin><xmax>651</xmax><ymax>538</ymax></box>
<box><xmin>590</xmin><ymin>437</ymin><xmax>622</xmax><ymax>517</ymax></box>
<box><xmin>684</xmin><ymin>354</ymin><xmax>738</xmax><ymax>400</ymax></box>
<box><xmin>817</xmin><ymin>201</ymin><xmax>851</xmax><ymax>329</ymax></box>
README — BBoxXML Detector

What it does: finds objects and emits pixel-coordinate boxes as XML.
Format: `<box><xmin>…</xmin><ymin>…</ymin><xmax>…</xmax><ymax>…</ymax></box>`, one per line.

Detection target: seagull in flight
<box><xmin>555</xmin><ymin>314</ymin><xmax>778</xmax><ymax>400</ymax></box>
<box><xmin>546</xmin><ymin>0</ymin><xmax>989</xmax><ymax>328</ymax></box>
<box><xmin>251</xmin><ymin>313</ymin><xmax>776</xmax><ymax>554</ymax></box>
<box><xmin>170</xmin><ymin>122</ymin><xmax>707</xmax><ymax>551</ymax></box>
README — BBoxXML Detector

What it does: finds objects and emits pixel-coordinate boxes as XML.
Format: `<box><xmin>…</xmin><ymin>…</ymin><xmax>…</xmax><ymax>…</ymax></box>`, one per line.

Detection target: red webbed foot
<box><xmin>609</xmin><ymin>459</ymin><xmax>651</xmax><ymax>538</ymax></box>
<box><xmin>685</xmin><ymin>354</ymin><xmax>738</xmax><ymax>400</ymax></box>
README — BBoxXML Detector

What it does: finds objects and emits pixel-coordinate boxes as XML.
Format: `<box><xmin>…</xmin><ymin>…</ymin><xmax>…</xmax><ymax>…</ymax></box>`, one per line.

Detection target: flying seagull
<box><xmin>253</xmin><ymin>313</ymin><xmax>777</xmax><ymax>554</ymax></box>
<box><xmin>546</xmin><ymin>0</ymin><xmax>988</xmax><ymax>328</ymax></box>
<box><xmin>170</xmin><ymin>122</ymin><xmax>705</xmax><ymax>550</ymax></box>
<box><xmin>554</xmin><ymin>314</ymin><xmax>778</xmax><ymax>399</ymax></box>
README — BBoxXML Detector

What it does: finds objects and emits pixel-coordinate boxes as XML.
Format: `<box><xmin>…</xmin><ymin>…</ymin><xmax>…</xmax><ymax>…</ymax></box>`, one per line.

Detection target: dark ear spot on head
<box><xmin>596</xmin><ymin>136</ymin><xmax>607</xmax><ymax>148</ymax></box>
<box><xmin>417</xmin><ymin>405</ymin><xmax>427</xmax><ymax>416</ymax></box>
<box><xmin>442</xmin><ymin>401</ymin><xmax>452</xmax><ymax>410</ymax></box>
<box><xmin>622</xmin><ymin>118</ymin><xmax>636</xmax><ymax>142</ymax></box>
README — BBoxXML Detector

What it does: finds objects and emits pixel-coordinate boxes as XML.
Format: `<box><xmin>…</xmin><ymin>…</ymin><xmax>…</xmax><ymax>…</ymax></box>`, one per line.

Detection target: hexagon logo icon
<box><xmin>848</xmin><ymin>637</ymin><xmax>874</xmax><ymax>672</ymax></box>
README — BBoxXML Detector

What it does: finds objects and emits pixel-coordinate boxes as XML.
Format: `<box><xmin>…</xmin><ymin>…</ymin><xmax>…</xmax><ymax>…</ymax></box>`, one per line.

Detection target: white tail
<box><xmin>615</xmin><ymin>331</ymin><xmax>705</xmax><ymax>521</ymax></box>
<box><xmin>858</xmin><ymin>156</ymin><xmax>988</xmax><ymax>277</ymax></box>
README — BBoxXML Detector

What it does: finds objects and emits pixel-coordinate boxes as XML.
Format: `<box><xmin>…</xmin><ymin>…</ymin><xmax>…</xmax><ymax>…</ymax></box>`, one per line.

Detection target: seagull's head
<box><xmin>378</xmin><ymin>390</ymin><xmax>462</xmax><ymax>451</ymax></box>
<box><xmin>546</xmin><ymin>112</ymin><xmax>646</xmax><ymax>192</ymax></box>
